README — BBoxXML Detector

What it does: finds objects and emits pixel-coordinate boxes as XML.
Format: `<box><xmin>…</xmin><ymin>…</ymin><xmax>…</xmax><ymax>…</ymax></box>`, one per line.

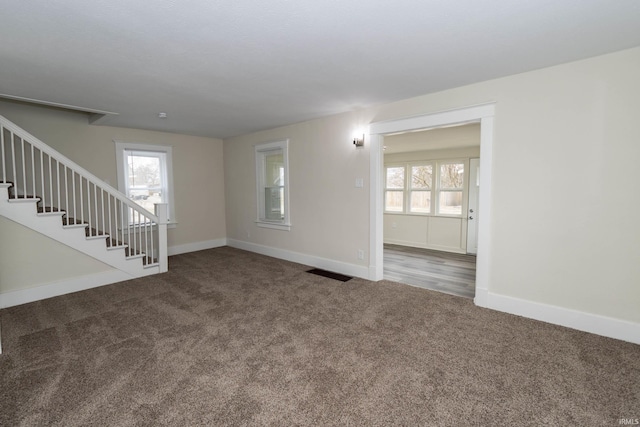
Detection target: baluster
<box><xmin>73</xmin><ymin>170</ymin><xmax>77</xmax><ymax>224</ymax></box>
<box><xmin>20</xmin><ymin>137</ymin><xmax>26</xmax><ymax>197</ymax></box>
<box><xmin>64</xmin><ymin>166</ymin><xmax>68</xmax><ymax>219</ymax></box>
<box><xmin>101</xmin><ymin>188</ymin><xmax>105</xmax><ymax>237</ymax></box>
<box><xmin>40</xmin><ymin>150</ymin><xmax>45</xmax><ymax>206</ymax></box>
<box><xmin>77</xmin><ymin>174</ymin><xmax>84</xmax><ymax>229</ymax></box>
<box><xmin>48</xmin><ymin>155</ymin><xmax>52</xmax><ymax>211</ymax></box>
<box><xmin>123</xmin><ymin>202</ymin><xmax>128</xmax><ymax>254</ymax></box>
<box><xmin>1</xmin><ymin>126</ymin><xmax>5</xmax><ymax>183</ymax></box>
<box><xmin>108</xmin><ymin>194</ymin><xmax>112</xmax><ymax>245</ymax></box>
<box><xmin>144</xmin><ymin>214</ymin><xmax>148</xmax><ymax>264</ymax></box>
<box><xmin>138</xmin><ymin>210</ymin><xmax>142</xmax><ymax>259</ymax></box>
<box><xmin>93</xmin><ymin>183</ymin><xmax>98</xmax><ymax>236</ymax></box>
<box><xmin>56</xmin><ymin>160</ymin><xmax>60</xmax><ymax>213</ymax></box>
<box><xmin>151</xmin><ymin>223</ymin><xmax>155</xmax><ymax>265</ymax></box>
<box><xmin>10</xmin><ymin>132</ymin><xmax>16</xmax><ymax>198</ymax></box>
<box><xmin>31</xmin><ymin>144</ymin><xmax>35</xmax><ymax>198</ymax></box>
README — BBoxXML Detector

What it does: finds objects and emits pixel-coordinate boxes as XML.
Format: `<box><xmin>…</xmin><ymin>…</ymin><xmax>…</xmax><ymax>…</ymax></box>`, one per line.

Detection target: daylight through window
<box><xmin>115</xmin><ymin>142</ymin><xmax>174</xmax><ymax>223</ymax></box>
<box><xmin>384</xmin><ymin>161</ymin><xmax>464</xmax><ymax>216</ymax></box>
<box><xmin>255</xmin><ymin>139</ymin><xmax>290</xmax><ymax>230</ymax></box>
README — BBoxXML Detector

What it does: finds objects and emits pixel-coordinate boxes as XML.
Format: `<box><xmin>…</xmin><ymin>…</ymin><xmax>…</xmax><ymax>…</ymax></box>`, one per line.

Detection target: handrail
<box><xmin>0</xmin><ymin>114</ymin><xmax>167</xmax><ymax>272</ymax></box>
<box><xmin>0</xmin><ymin>115</ymin><xmax>159</xmax><ymax>221</ymax></box>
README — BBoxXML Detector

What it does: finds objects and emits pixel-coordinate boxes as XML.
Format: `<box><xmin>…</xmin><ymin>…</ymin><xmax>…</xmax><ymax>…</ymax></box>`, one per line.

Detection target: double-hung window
<box><xmin>115</xmin><ymin>142</ymin><xmax>175</xmax><ymax>223</ymax></box>
<box><xmin>384</xmin><ymin>166</ymin><xmax>405</xmax><ymax>212</ymax></box>
<box><xmin>437</xmin><ymin>162</ymin><xmax>464</xmax><ymax>215</ymax></box>
<box><xmin>409</xmin><ymin>164</ymin><xmax>432</xmax><ymax>213</ymax></box>
<box><xmin>384</xmin><ymin>160</ymin><xmax>465</xmax><ymax>216</ymax></box>
<box><xmin>255</xmin><ymin>139</ymin><xmax>290</xmax><ymax>230</ymax></box>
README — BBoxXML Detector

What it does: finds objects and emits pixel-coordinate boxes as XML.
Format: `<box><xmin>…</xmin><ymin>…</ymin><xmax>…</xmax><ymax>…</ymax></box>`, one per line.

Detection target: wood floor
<box><xmin>383</xmin><ymin>244</ymin><xmax>477</xmax><ymax>298</ymax></box>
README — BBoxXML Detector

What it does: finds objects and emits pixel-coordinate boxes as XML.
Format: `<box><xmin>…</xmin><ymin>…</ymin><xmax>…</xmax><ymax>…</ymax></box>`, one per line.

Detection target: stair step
<box><xmin>107</xmin><ymin>245</ymin><xmax>128</xmax><ymax>251</ymax></box>
<box><xmin>37</xmin><ymin>206</ymin><xmax>65</xmax><ymax>214</ymax></box>
<box><xmin>86</xmin><ymin>226</ymin><xmax>109</xmax><ymax>239</ymax></box>
<box><xmin>7</xmin><ymin>196</ymin><xmax>40</xmax><ymax>203</ymax></box>
<box><xmin>63</xmin><ymin>224</ymin><xmax>89</xmax><ymax>230</ymax></box>
<box><xmin>143</xmin><ymin>262</ymin><xmax>160</xmax><ymax>269</ymax></box>
<box><xmin>63</xmin><ymin>217</ymin><xmax>87</xmax><ymax>226</ymax></box>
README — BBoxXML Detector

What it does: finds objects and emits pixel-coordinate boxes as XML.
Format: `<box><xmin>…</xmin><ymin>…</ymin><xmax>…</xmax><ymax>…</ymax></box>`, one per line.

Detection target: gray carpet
<box><xmin>1</xmin><ymin>247</ymin><xmax>638</xmax><ymax>426</ymax></box>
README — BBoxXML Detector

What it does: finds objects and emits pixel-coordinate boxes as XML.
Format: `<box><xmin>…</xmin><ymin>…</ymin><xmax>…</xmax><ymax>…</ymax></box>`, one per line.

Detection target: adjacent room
<box><xmin>382</xmin><ymin>124</ymin><xmax>480</xmax><ymax>298</ymax></box>
<box><xmin>1</xmin><ymin>1</ymin><xmax>639</xmax><ymax>425</ymax></box>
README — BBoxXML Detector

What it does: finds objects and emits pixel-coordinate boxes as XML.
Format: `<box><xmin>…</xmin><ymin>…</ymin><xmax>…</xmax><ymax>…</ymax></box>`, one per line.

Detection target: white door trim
<box><xmin>369</xmin><ymin>103</ymin><xmax>495</xmax><ymax>308</ymax></box>
<box><xmin>466</xmin><ymin>158</ymin><xmax>480</xmax><ymax>255</ymax></box>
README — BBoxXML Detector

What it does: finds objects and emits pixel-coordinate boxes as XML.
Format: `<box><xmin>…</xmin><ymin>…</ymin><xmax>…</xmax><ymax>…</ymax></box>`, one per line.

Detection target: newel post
<box><xmin>155</xmin><ymin>203</ymin><xmax>169</xmax><ymax>273</ymax></box>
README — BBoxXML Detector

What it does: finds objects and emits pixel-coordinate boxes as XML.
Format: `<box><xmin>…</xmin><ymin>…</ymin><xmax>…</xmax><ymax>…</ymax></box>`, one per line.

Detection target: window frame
<box><xmin>114</xmin><ymin>141</ymin><xmax>176</xmax><ymax>224</ymax></box>
<box><xmin>435</xmin><ymin>160</ymin><xmax>465</xmax><ymax>217</ymax></box>
<box><xmin>408</xmin><ymin>162</ymin><xmax>434</xmax><ymax>214</ymax></box>
<box><xmin>383</xmin><ymin>158</ymin><xmax>467</xmax><ymax>218</ymax></box>
<box><xmin>384</xmin><ymin>164</ymin><xmax>406</xmax><ymax>213</ymax></box>
<box><xmin>255</xmin><ymin>139</ymin><xmax>291</xmax><ymax>231</ymax></box>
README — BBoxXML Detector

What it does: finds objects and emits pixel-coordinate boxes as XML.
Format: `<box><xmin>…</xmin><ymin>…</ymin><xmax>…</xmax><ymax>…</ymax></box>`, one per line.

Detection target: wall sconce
<box><xmin>353</xmin><ymin>134</ymin><xmax>364</xmax><ymax>147</ymax></box>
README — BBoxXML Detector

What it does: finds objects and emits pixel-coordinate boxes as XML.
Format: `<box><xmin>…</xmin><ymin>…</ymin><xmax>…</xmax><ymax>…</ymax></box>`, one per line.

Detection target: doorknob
<box><xmin>469</xmin><ymin>209</ymin><xmax>474</xmax><ymax>213</ymax></box>
<box><xmin>469</xmin><ymin>216</ymin><xmax>474</xmax><ymax>220</ymax></box>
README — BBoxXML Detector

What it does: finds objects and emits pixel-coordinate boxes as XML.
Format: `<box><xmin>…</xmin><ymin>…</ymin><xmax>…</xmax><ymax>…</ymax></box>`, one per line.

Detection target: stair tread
<box><xmin>37</xmin><ymin>207</ymin><xmax>65</xmax><ymax>213</ymax></box>
<box><xmin>63</xmin><ymin>218</ymin><xmax>88</xmax><ymax>226</ymax></box>
<box><xmin>7</xmin><ymin>196</ymin><xmax>40</xmax><ymax>202</ymax></box>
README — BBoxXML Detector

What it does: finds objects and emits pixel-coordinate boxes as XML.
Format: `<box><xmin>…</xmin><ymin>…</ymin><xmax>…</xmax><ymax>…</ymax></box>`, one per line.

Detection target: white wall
<box><xmin>224</xmin><ymin>112</ymin><xmax>371</xmax><ymax>276</ymax></box>
<box><xmin>0</xmin><ymin>100</ymin><xmax>227</xmax><ymax>297</ymax></box>
<box><xmin>0</xmin><ymin>216</ymin><xmax>113</xmax><ymax>294</ymax></box>
<box><xmin>224</xmin><ymin>47</ymin><xmax>640</xmax><ymax>327</ymax></box>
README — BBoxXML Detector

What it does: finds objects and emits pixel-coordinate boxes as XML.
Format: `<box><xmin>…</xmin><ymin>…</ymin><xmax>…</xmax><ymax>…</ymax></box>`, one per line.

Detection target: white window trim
<box><xmin>255</xmin><ymin>139</ymin><xmax>291</xmax><ymax>231</ymax></box>
<box><xmin>435</xmin><ymin>159</ymin><xmax>466</xmax><ymax>218</ymax></box>
<box><xmin>408</xmin><ymin>161</ymin><xmax>434</xmax><ymax>215</ymax></box>
<box><xmin>114</xmin><ymin>141</ymin><xmax>176</xmax><ymax>226</ymax></box>
<box><xmin>384</xmin><ymin>158</ymin><xmax>468</xmax><ymax>218</ymax></box>
<box><xmin>384</xmin><ymin>163</ymin><xmax>407</xmax><ymax>214</ymax></box>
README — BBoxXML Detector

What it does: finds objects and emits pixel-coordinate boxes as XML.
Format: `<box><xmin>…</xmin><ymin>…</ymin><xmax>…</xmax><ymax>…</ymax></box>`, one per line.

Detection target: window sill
<box><xmin>256</xmin><ymin>220</ymin><xmax>291</xmax><ymax>231</ymax></box>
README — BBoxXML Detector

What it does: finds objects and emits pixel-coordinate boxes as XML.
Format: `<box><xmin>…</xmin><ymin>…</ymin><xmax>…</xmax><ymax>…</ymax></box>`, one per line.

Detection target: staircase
<box><xmin>0</xmin><ymin>114</ymin><xmax>168</xmax><ymax>294</ymax></box>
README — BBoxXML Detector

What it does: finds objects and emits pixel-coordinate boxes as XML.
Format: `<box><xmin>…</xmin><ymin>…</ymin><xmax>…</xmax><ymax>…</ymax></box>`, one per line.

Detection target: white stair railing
<box><xmin>0</xmin><ymin>115</ymin><xmax>168</xmax><ymax>273</ymax></box>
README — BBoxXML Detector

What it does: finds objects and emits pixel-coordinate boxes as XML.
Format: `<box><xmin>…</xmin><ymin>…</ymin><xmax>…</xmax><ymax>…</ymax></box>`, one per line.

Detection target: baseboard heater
<box><xmin>306</xmin><ymin>268</ymin><xmax>352</xmax><ymax>282</ymax></box>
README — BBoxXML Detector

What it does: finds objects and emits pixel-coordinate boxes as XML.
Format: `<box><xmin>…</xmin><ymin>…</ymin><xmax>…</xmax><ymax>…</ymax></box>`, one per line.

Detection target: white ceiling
<box><xmin>1</xmin><ymin>0</ymin><xmax>639</xmax><ymax>140</ymax></box>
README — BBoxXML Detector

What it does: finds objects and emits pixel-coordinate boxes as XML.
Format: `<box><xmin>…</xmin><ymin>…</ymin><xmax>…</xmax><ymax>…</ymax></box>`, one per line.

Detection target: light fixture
<box><xmin>158</xmin><ymin>112</ymin><xmax>167</xmax><ymax>118</ymax></box>
<box><xmin>353</xmin><ymin>133</ymin><xmax>364</xmax><ymax>147</ymax></box>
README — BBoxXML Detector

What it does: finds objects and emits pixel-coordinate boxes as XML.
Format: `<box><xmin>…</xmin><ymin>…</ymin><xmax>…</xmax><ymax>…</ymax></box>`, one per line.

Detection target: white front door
<box><xmin>466</xmin><ymin>158</ymin><xmax>480</xmax><ymax>254</ymax></box>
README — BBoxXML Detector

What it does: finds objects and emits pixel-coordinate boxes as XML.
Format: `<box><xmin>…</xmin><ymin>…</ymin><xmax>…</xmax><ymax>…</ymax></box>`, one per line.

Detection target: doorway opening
<box><xmin>369</xmin><ymin>104</ymin><xmax>495</xmax><ymax>307</ymax></box>
<box><xmin>381</xmin><ymin>123</ymin><xmax>480</xmax><ymax>297</ymax></box>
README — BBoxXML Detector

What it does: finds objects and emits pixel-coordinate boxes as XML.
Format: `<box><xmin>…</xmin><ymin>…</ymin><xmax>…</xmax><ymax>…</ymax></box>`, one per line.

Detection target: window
<box><xmin>384</xmin><ymin>166</ymin><xmax>405</xmax><ymax>212</ymax></box>
<box><xmin>410</xmin><ymin>164</ymin><xmax>432</xmax><ymax>213</ymax></box>
<box><xmin>115</xmin><ymin>142</ymin><xmax>175</xmax><ymax>222</ymax></box>
<box><xmin>438</xmin><ymin>162</ymin><xmax>464</xmax><ymax>215</ymax></box>
<box><xmin>255</xmin><ymin>139</ymin><xmax>290</xmax><ymax>230</ymax></box>
<box><xmin>383</xmin><ymin>160</ymin><xmax>465</xmax><ymax>216</ymax></box>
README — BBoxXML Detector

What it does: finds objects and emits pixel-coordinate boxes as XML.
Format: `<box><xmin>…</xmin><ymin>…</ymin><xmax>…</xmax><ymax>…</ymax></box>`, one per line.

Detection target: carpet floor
<box><xmin>1</xmin><ymin>247</ymin><xmax>638</xmax><ymax>426</ymax></box>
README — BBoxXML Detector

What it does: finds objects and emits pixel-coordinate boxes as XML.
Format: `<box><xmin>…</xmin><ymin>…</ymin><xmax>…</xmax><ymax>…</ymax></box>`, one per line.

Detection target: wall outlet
<box><xmin>392</xmin><ymin>222</ymin><xmax>397</xmax><ymax>228</ymax></box>
<box><xmin>357</xmin><ymin>249</ymin><xmax>365</xmax><ymax>260</ymax></box>
<box><xmin>355</xmin><ymin>178</ymin><xmax>364</xmax><ymax>188</ymax></box>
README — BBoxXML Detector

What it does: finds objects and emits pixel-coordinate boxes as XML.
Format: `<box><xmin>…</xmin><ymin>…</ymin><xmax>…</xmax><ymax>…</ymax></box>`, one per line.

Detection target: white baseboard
<box><xmin>0</xmin><ymin>239</ymin><xmax>228</xmax><ymax>309</ymax></box>
<box><xmin>0</xmin><ymin>269</ymin><xmax>132</xmax><ymax>309</ymax></box>
<box><xmin>484</xmin><ymin>292</ymin><xmax>640</xmax><ymax>345</ymax></box>
<box><xmin>168</xmin><ymin>238</ymin><xmax>227</xmax><ymax>256</ymax></box>
<box><xmin>227</xmin><ymin>239</ymin><xmax>370</xmax><ymax>280</ymax></box>
<box><xmin>383</xmin><ymin>239</ymin><xmax>466</xmax><ymax>254</ymax></box>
